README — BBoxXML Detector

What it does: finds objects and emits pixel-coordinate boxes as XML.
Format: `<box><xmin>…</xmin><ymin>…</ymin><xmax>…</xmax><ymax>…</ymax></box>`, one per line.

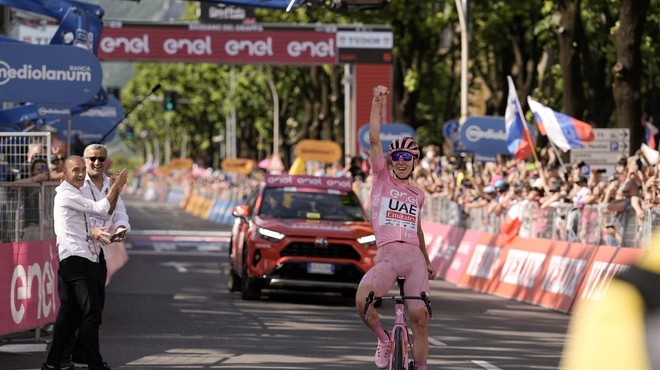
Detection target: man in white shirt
<box><xmin>58</xmin><ymin>144</ymin><xmax>131</xmax><ymax>369</ymax></box>
<box><xmin>42</xmin><ymin>156</ymin><xmax>127</xmax><ymax>370</ymax></box>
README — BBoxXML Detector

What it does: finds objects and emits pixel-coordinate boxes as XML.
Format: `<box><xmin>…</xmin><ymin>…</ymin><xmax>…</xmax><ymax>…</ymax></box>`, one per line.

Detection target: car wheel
<box><xmin>227</xmin><ymin>268</ymin><xmax>241</xmax><ymax>292</ymax></box>
<box><xmin>241</xmin><ymin>256</ymin><xmax>261</xmax><ymax>300</ymax></box>
<box><xmin>227</xmin><ymin>238</ymin><xmax>242</xmax><ymax>292</ymax></box>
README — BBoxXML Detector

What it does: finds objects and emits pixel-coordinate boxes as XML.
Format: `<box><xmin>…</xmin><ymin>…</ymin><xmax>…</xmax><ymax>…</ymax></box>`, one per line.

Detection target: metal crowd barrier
<box><xmin>131</xmin><ymin>175</ymin><xmax>654</xmax><ymax>249</ymax></box>
<box><xmin>354</xmin><ymin>183</ymin><xmax>652</xmax><ymax>249</ymax></box>
<box><xmin>0</xmin><ymin>182</ymin><xmax>57</xmax><ymax>243</ymax></box>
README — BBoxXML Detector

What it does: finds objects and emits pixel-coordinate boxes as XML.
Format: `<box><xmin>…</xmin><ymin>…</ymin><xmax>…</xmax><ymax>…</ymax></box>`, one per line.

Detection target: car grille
<box><xmin>269</xmin><ymin>262</ymin><xmax>365</xmax><ymax>284</ymax></box>
<box><xmin>281</xmin><ymin>242</ymin><xmax>361</xmax><ymax>261</ymax></box>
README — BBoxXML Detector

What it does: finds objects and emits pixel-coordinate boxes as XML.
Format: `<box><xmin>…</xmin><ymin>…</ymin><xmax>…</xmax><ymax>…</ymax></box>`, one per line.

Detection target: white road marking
<box><xmin>428</xmin><ymin>337</ymin><xmax>447</xmax><ymax>346</ymax></box>
<box><xmin>160</xmin><ymin>261</ymin><xmax>188</xmax><ymax>273</ymax></box>
<box><xmin>472</xmin><ymin>360</ymin><xmax>503</xmax><ymax>370</ymax></box>
<box><xmin>0</xmin><ymin>343</ymin><xmax>47</xmax><ymax>353</ymax></box>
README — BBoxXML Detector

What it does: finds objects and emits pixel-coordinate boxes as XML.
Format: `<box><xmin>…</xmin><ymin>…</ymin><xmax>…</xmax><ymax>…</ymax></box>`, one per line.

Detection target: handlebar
<box><xmin>363</xmin><ymin>291</ymin><xmax>433</xmax><ymax>319</ymax></box>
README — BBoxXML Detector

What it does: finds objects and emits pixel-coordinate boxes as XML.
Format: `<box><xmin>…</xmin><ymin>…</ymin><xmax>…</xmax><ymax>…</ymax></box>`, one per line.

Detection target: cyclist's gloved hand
<box><xmin>426</xmin><ymin>261</ymin><xmax>436</xmax><ymax>280</ymax></box>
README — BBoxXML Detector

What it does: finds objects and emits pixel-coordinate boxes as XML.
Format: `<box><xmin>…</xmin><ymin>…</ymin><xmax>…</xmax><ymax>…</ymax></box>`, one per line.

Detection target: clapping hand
<box><xmin>91</xmin><ymin>227</ymin><xmax>111</xmax><ymax>245</ymax></box>
<box><xmin>111</xmin><ymin>169</ymin><xmax>128</xmax><ymax>190</ymax></box>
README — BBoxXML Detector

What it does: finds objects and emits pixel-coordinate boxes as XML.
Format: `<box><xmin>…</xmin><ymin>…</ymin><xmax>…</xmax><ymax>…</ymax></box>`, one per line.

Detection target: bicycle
<box><xmin>363</xmin><ymin>276</ymin><xmax>433</xmax><ymax>370</ymax></box>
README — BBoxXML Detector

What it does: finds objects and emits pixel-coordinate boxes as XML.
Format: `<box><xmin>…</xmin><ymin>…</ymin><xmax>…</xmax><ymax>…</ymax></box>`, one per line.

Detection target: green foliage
<box><xmin>116</xmin><ymin>0</ymin><xmax>659</xmax><ymax>162</ymax></box>
<box><xmin>108</xmin><ymin>152</ymin><xmax>142</xmax><ymax>173</ymax></box>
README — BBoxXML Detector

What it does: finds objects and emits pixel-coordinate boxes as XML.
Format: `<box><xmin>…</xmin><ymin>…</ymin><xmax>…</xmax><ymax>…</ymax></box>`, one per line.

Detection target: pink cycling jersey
<box><xmin>370</xmin><ymin>155</ymin><xmax>425</xmax><ymax>248</ymax></box>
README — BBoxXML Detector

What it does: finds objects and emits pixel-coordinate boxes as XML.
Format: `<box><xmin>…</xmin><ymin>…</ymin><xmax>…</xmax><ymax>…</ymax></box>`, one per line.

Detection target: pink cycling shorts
<box><xmin>359</xmin><ymin>241</ymin><xmax>430</xmax><ymax>311</ymax></box>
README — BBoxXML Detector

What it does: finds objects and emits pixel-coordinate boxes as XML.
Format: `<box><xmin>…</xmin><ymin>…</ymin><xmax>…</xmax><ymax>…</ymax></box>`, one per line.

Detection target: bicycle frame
<box><xmin>363</xmin><ymin>277</ymin><xmax>432</xmax><ymax>370</ymax></box>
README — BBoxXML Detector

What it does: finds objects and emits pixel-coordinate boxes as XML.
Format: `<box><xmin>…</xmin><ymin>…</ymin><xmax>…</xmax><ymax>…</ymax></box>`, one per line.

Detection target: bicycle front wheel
<box><xmin>392</xmin><ymin>327</ymin><xmax>406</xmax><ymax>370</ymax></box>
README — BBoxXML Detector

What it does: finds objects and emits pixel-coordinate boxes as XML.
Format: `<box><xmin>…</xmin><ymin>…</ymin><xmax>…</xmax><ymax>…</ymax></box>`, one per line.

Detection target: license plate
<box><xmin>307</xmin><ymin>262</ymin><xmax>335</xmax><ymax>275</ymax></box>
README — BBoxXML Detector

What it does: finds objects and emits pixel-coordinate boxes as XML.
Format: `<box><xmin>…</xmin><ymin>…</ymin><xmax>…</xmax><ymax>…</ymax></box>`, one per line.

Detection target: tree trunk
<box><xmin>556</xmin><ymin>0</ymin><xmax>586</xmax><ymax>118</ymax></box>
<box><xmin>612</xmin><ymin>0</ymin><xmax>649</xmax><ymax>155</ymax></box>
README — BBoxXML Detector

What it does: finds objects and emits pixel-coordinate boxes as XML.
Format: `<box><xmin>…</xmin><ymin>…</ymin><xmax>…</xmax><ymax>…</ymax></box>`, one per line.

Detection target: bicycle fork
<box><xmin>389</xmin><ymin>302</ymin><xmax>413</xmax><ymax>370</ymax></box>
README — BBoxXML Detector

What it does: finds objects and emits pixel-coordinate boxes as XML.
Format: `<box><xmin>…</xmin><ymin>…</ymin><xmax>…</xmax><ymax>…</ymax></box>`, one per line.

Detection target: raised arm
<box><xmin>106</xmin><ymin>169</ymin><xmax>128</xmax><ymax>215</ymax></box>
<box><xmin>369</xmin><ymin>85</ymin><xmax>389</xmax><ymax>160</ymax></box>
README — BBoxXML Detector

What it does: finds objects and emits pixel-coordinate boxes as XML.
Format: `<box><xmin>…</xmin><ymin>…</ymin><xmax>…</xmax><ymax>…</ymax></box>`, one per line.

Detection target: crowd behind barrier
<box><xmin>3</xmin><ymin>136</ymin><xmax>658</xmax><ymax>338</ymax></box>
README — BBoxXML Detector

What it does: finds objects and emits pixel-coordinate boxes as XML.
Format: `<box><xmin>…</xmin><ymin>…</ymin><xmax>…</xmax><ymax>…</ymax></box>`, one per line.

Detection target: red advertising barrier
<box><xmin>423</xmin><ymin>223</ymin><xmax>647</xmax><ymax>314</ymax></box>
<box><xmin>488</xmin><ymin>237</ymin><xmax>554</xmax><ymax>303</ymax></box>
<box><xmin>457</xmin><ymin>232</ymin><xmax>504</xmax><ymax>292</ymax></box>
<box><xmin>534</xmin><ymin>241</ymin><xmax>599</xmax><ymax>312</ymax></box>
<box><xmin>0</xmin><ymin>240</ymin><xmax>59</xmax><ymax>336</ymax></box>
<box><xmin>573</xmin><ymin>245</ymin><xmax>646</xmax><ymax>307</ymax></box>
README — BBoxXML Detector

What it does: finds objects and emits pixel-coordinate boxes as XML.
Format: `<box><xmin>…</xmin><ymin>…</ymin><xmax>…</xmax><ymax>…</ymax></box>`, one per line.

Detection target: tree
<box><xmin>612</xmin><ymin>0</ymin><xmax>650</xmax><ymax>153</ymax></box>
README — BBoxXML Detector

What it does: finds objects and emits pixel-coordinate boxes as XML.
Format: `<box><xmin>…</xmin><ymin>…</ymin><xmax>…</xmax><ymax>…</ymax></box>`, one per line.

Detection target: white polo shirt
<box><xmin>54</xmin><ymin>181</ymin><xmax>111</xmax><ymax>262</ymax></box>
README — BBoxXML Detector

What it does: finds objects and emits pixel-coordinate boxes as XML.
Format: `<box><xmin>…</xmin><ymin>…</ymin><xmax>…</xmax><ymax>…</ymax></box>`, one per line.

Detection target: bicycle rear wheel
<box><xmin>392</xmin><ymin>327</ymin><xmax>405</xmax><ymax>370</ymax></box>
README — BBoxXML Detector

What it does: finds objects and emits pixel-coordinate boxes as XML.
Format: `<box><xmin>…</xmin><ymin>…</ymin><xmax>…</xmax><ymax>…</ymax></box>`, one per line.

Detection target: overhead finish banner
<box><xmin>98</xmin><ymin>21</ymin><xmax>393</xmax><ymax>65</ymax></box>
<box><xmin>0</xmin><ymin>43</ymin><xmax>102</xmax><ymax>104</ymax></box>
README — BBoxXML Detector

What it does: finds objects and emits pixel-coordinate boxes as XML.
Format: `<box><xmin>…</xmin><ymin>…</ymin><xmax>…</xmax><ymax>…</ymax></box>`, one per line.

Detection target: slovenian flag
<box><xmin>527</xmin><ymin>97</ymin><xmax>595</xmax><ymax>152</ymax></box>
<box><xmin>505</xmin><ymin>76</ymin><xmax>535</xmax><ymax>160</ymax></box>
<box><xmin>642</xmin><ymin>118</ymin><xmax>658</xmax><ymax>149</ymax></box>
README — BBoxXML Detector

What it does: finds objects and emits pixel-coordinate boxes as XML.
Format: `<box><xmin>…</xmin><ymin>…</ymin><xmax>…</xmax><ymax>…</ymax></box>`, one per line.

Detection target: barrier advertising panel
<box><xmin>534</xmin><ymin>241</ymin><xmax>597</xmax><ymax>312</ymax></box>
<box><xmin>458</xmin><ymin>232</ymin><xmax>505</xmax><ymax>291</ymax></box>
<box><xmin>572</xmin><ymin>245</ymin><xmax>645</xmax><ymax>308</ymax></box>
<box><xmin>423</xmin><ymin>223</ymin><xmax>464</xmax><ymax>278</ymax></box>
<box><xmin>444</xmin><ymin>229</ymin><xmax>481</xmax><ymax>284</ymax></box>
<box><xmin>0</xmin><ymin>240</ymin><xmax>59</xmax><ymax>336</ymax></box>
<box><xmin>489</xmin><ymin>237</ymin><xmax>553</xmax><ymax>302</ymax></box>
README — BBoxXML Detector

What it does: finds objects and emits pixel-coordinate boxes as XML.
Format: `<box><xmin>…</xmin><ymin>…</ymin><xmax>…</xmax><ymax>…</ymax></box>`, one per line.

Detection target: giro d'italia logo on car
<box><xmin>0</xmin><ymin>60</ymin><xmax>92</xmax><ymax>86</ymax></box>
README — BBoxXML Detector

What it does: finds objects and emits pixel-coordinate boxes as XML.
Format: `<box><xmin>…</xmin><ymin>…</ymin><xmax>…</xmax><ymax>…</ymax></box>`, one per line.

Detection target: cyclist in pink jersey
<box><xmin>356</xmin><ymin>84</ymin><xmax>436</xmax><ymax>370</ymax></box>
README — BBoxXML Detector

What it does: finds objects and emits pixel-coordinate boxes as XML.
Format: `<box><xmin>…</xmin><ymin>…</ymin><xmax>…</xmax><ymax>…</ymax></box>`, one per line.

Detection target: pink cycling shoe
<box><xmin>374</xmin><ymin>339</ymin><xmax>391</xmax><ymax>368</ymax></box>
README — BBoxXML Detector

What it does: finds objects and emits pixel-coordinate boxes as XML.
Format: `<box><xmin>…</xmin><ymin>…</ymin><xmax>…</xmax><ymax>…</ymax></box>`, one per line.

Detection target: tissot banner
<box><xmin>0</xmin><ymin>43</ymin><xmax>102</xmax><ymax>104</ymax></box>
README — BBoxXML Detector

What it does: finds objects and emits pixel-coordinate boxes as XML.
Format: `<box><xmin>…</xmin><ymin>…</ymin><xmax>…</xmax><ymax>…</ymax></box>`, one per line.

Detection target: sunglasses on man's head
<box><xmin>391</xmin><ymin>152</ymin><xmax>414</xmax><ymax>162</ymax></box>
<box><xmin>86</xmin><ymin>156</ymin><xmax>106</xmax><ymax>163</ymax></box>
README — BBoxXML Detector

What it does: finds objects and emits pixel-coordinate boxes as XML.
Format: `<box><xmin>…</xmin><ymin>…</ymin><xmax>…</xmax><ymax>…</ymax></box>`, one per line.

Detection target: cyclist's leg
<box><xmin>404</xmin><ymin>247</ymin><xmax>431</xmax><ymax>369</ymax></box>
<box><xmin>356</xmin><ymin>246</ymin><xmax>398</xmax><ymax>338</ymax></box>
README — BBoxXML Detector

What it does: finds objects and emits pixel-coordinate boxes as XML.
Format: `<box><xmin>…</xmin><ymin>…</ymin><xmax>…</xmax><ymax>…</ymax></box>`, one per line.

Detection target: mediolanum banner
<box><xmin>0</xmin><ymin>43</ymin><xmax>102</xmax><ymax>104</ymax></box>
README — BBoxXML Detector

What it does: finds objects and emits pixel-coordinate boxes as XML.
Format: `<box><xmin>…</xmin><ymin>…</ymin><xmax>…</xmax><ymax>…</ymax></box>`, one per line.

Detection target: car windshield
<box><xmin>259</xmin><ymin>187</ymin><xmax>366</xmax><ymax>221</ymax></box>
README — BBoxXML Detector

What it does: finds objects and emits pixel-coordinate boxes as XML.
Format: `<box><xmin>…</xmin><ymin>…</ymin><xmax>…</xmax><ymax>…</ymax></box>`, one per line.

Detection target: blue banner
<box><xmin>459</xmin><ymin>116</ymin><xmax>510</xmax><ymax>156</ymax></box>
<box><xmin>47</xmin><ymin>96</ymin><xmax>123</xmax><ymax>144</ymax></box>
<box><xmin>442</xmin><ymin>119</ymin><xmax>467</xmax><ymax>153</ymax></box>
<box><xmin>0</xmin><ymin>43</ymin><xmax>102</xmax><ymax>104</ymax></box>
<box><xmin>358</xmin><ymin>123</ymin><xmax>416</xmax><ymax>152</ymax></box>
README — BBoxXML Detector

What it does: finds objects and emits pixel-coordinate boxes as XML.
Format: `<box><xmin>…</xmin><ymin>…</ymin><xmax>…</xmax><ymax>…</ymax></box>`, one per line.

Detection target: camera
<box><xmin>595</xmin><ymin>169</ymin><xmax>607</xmax><ymax>174</ymax></box>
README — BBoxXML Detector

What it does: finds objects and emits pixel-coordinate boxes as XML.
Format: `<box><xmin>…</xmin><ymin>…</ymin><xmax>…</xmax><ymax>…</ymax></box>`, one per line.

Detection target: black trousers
<box><xmin>57</xmin><ymin>251</ymin><xmax>107</xmax><ymax>364</ymax></box>
<box><xmin>46</xmin><ymin>256</ymin><xmax>105</xmax><ymax>370</ymax></box>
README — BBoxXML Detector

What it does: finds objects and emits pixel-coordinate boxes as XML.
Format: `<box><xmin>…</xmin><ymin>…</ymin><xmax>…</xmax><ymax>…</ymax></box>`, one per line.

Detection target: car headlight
<box><xmin>257</xmin><ymin>227</ymin><xmax>285</xmax><ymax>243</ymax></box>
<box><xmin>357</xmin><ymin>234</ymin><xmax>376</xmax><ymax>247</ymax></box>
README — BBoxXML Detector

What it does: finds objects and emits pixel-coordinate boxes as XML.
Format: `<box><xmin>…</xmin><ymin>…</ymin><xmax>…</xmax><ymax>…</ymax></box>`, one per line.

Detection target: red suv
<box><xmin>228</xmin><ymin>174</ymin><xmax>376</xmax><ymax>300</ymax></box>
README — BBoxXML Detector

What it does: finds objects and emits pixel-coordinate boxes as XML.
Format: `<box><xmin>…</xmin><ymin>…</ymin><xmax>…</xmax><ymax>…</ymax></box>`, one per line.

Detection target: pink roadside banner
<box><xmin>0</xmin><ymin>240</ymin><xmax>59</xmax><ymax>336</ymax></box>
<box><xmin>444</xmin><ymin>229</ymin><xmax>481</xmax><ymax>284</ymax></box>
<box><xmin>423</xmin><ymin>222</ymin><xmax>462</xmax><ymax>278</ymax></box>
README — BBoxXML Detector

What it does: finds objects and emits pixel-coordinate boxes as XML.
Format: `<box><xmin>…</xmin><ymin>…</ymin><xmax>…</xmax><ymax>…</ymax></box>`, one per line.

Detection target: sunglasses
<box><xmin>391</xmin><ymin>152</ymin><xmax>413</xmax><ymax>162</ymax></box>
<box><xmin>86</xmin><ymin>156</ymin><xmax>106</xmax><ymax>163</ymax></box>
